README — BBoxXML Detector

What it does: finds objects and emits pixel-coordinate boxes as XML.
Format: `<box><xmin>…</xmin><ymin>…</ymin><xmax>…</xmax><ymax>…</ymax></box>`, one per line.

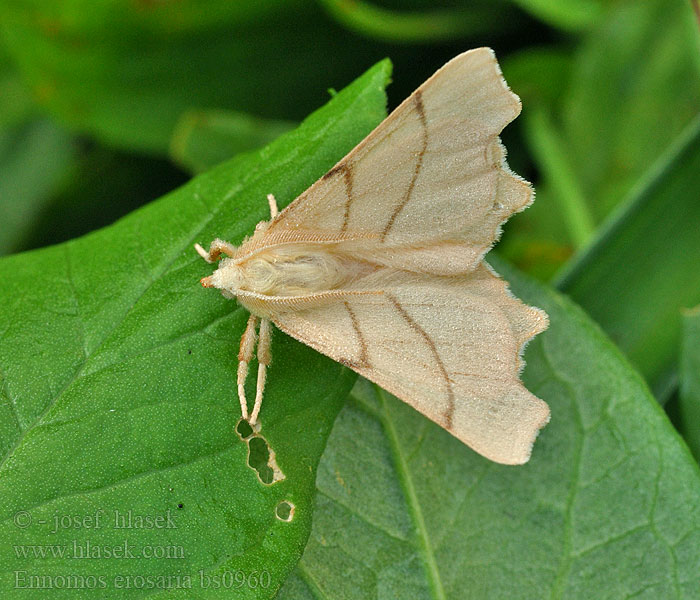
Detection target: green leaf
<box><xmin>278</xmin><ymin>257</ymin><xmax>700</xmax><ymax>599</ymax></box>
<box><xmin>500</xmin><ymin>0</ymin><xmax>700</xmax><ymax>280</ymax></box>
<box><xmin>0</xmin><ymin>60</ymin><xmax>391</xmax><ymax>598</ymax></box>
<box><xmin>170</xmin><ymin>109</ymin><xmax>295</xmax><ymax>174</ymax></box>
<box><xmin>0</xmin><ymin>46</ymin><xmax>78</xmax><ymax>255</ymax></box>
<box><xmin>679</xmin><ymin>306</ymin><xmax>700</xmax><ymax>462</ymax></box>
<box><xmin>498</xmin><ymin>48</ymin><xmax>578</xmax><ymax>281</ymax></box>
<box><xmin>523</xmin><ymin>107</ymin><xmax>595</xmax><ymax>249</ymax></box>
<box><xmin>315</xmin><ymin>0</ymin><xmax>514</xmax><ymax>42</ymax></box>
<box><xmin>13</xmin><ymin>146</ymin><xmax>189</xmax><ymax>255</ymax></box>
<box><xmin>508</xmin><ymin>0</ymin><xmax>604</xmax><ymax>31</ymax></box>
<box><xmin>0</xmin><ymin>0</ymin><xmax>393</xmax><ymax>154</ymax></box>
<box><xmin>0</xmin><ymin>49</ymin><xmax>35</xmax><ymax>130</ymax></box>
<box><xmin>557</xmin><ymin>114</ymin><xmax>700</xmax><ymax>400</ymax></box>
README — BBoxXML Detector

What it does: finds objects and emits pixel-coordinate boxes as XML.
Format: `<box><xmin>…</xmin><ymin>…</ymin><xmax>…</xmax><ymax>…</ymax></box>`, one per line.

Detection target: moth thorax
<box><xmin>238</xmin><ymin>245</ymin><xmax>347</xmax><ymax>296</ymax></box>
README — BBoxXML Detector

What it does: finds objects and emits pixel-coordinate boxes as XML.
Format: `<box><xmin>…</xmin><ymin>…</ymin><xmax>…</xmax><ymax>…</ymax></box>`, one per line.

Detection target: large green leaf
<box><xmin>0</xmin><ymin>60</ymin><xmax>391</xmax><ymax>598</ymax></box>
<box><xmin>278</xmin><ymin>258</ymin><xmax>700</xmax><ymax>599</ymax></box>
<box><xmin>557</xmin><ymin>114</ymin><xmax>700</xmax><ymax>400</ymax></box>
<box><xmin>679</xmin><ymin>307</ymin><xmax>700</xmax><ymax>462</ymax></box>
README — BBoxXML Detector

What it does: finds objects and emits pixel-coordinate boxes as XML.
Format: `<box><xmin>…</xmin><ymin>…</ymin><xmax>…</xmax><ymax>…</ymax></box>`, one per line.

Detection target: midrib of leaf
<box><xmin>375</xmin><ymin>384</ymin><xmax>447</xmax><ymax>600</ymax></box>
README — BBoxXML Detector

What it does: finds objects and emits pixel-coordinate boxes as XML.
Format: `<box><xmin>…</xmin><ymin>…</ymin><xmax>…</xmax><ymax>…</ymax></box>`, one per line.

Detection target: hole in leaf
<box><xmin>236</xmin><ymin>419</ymin><xmax>285</xmax><ymax>485</ymax></box>
<box><xmin>248</xmin><ymin>437</ymin><xmax>274</xmax><ymax>484</ymax></box>
<box><xmin>236</xmin><ymin>419</ymin><xmax>254</xmax><ymax>440</ymax></box>
<box><xmin>275</xmin><ymin>500</ymin><xmax>295</xmax><ymax>522</ymax></box>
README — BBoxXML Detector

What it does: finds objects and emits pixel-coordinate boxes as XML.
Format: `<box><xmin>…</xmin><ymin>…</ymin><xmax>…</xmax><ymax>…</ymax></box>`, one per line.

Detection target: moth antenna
<box><xmin>194</xmin><ymin>243</ymin><xmax>212</xmax><ymax>262</ymax></box>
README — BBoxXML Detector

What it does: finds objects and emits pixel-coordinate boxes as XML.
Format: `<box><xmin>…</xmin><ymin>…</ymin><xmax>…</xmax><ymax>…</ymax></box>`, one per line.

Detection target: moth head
<box><xmin>201</xmin><ymin>258</ymin><xmax>244</xmax><ymax>298</ymax></box>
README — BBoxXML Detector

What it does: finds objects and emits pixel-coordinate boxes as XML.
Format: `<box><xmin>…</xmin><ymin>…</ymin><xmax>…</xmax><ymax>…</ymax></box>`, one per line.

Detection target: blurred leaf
<box><xmin>1</xmin><ymin>0</ymin><xmax>303</xmax><ymax>35</ymax></box>
<box><xmin>0</xmin><ymin>118</ymin><xmax>76</xmax><ymax>255</ymax></box>
<box><xmin>502</xmin><ymin>47</ymin><xmax>572</xmax><ymax>110</ymax></box>
<box><xmin>679</xmin><ymin>306</ymin><xmax>700</xmax><ymax>462</ymax></box>
<box><xmin>0</xmin><ymin>43</ymin><xmax>79</xmax><ymax>255</ymax></box>
<box><xmin>170</xmin><ymin>109</ymin><xmax>295</xmax><ymax>174</ymax></box>
<box><xmin>0</xmin><ymin>59</ymin><xmax>391</xmax><ymax>599</ymax></box>
<box><xmin>14</xmin><ymin>146</ymin><xmax>189</xmax><ymax>254</ymax></box>
<box><xmin>498</xmin><ymin>48</ymin><xmax>576</xmax><ymax>280</ymax></box>
<box><xmin>524</xmin><ymin>107</ymin><xmax>595</xmax><ymax>249</ymax></box>
<box><xmin>278</xmin><ymin>257</ymin><xmax>700</xmax><ymax>599</ymax></box>
<box><xmin>0</xmin><ymin>0</ymin><xmax>405</xmax><ymax>154</ymax></box>
<box><xmin>316</xmin><ymin>0</ymin><xmax>514</xmax><ymax>42</ymax></box>
<box><xmin>509</xmin><ymin>0</ymin><xmax>604</xmax><ymax>31</ymax></box>
<box><xmin>557</xmin><ymin>114</ymin><xmax>700</xmax><ymax>400</ymax></box>
<box><xmin>0</xmin><ymin>49</ymin><xmax>35</xmax><ymax>130</ymax></box>
<box><xmin>562</xmin><ymin>0</ymin><xmax>700</xmax><ymax>220</ymax></box>
<box><xmin>500</xmin><ymin>0</ymin><xmax>700</xmax><ymax>280</ymax></box>
<box><xmin>0</xmin><ymin>39</ymin><xmax>185</xmax><ymax>254</ymax></box>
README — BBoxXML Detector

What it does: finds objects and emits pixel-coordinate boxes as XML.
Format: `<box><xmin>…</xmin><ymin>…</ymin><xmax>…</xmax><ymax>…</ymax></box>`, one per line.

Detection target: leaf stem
<box><xmin>317</xmin><ymin>0</ymin><xmax>510</xmax><ymax>43</ymax></box>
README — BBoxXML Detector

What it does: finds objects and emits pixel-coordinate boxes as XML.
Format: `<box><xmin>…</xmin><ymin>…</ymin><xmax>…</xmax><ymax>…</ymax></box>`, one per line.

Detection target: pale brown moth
<box><xmin>195</xmin><ymin>47</ymin><xmax>550</xmax><ymax>465</ymax></box>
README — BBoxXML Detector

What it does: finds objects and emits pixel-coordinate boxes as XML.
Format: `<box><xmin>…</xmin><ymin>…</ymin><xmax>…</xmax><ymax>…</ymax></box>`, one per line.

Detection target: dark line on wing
<box><xmin>381</xmin><ymin>90</ymin><xmax>428</xmax><ymax>242</ymax></box>
<box><xmin>344</xmin><ymin>301</ymin><xmax>370</xmax><ymax>368</ymax></box>
<box><xmin>386</xmin><ymin>293</ymin><xmax>455</xmax><ymax>429</ymax></box>
<box><xmin>341</xmin><ymin>165</ymin><xmax>353</xmax><ymax>233</ymax></box>
<box><xmin>321</xmin><ymin>164</ymin><xmax>345</xmax><ymax>181</ymax></box>
<box><xmin>321</xmin><ymin>163</ymin><xmax>354</xmax><ymax>233</ymax></box>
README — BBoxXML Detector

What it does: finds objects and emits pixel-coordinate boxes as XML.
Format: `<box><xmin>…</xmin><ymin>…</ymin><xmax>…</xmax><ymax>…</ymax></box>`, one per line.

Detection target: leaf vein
<box><xmin>375</xmin><ymin>384</ymin><xmax>446</xmax><ymax>600</ymax></box>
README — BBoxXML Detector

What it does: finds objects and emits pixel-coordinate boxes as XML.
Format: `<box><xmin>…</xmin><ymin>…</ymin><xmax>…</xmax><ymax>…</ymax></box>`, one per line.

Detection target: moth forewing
<box><xmin>197</xmin><ymin>47</ymin><xmax>550</xmax><ymax>465</ymax></box>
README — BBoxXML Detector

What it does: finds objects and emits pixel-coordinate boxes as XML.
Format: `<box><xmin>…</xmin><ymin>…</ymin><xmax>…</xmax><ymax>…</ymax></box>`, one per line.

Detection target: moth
<box><xmin>195</xmin><ymin>47</ymin><xmax>550</xmax><ymax>465</ymax></box>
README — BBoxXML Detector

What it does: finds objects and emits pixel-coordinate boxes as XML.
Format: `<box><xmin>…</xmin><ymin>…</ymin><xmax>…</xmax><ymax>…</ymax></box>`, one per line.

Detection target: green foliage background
<box><xmin>1</xmin><ymin>0</ymin><xmax>699</xmax><ymax>598</ymax></box>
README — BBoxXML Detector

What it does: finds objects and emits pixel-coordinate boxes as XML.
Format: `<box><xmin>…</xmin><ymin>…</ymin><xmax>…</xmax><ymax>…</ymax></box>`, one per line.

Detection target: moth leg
<box><xmin>249</xmin><ymin>318</ymin><xmax>272</xmax><ymax>425</ymax></box>
<box><xmin>267</xmin><ymin>194</ymin><xmax>279</xmax><ymax>219</ymax></box>
<box><xmin>237</xmin><ymin>314</ymin><xmax>259</xmax><ymax>420</ymax></box>
<box><xmin>194</xmin><ymin>238</ymin><xmax>236</xmax><ymax>264</ymax></box>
